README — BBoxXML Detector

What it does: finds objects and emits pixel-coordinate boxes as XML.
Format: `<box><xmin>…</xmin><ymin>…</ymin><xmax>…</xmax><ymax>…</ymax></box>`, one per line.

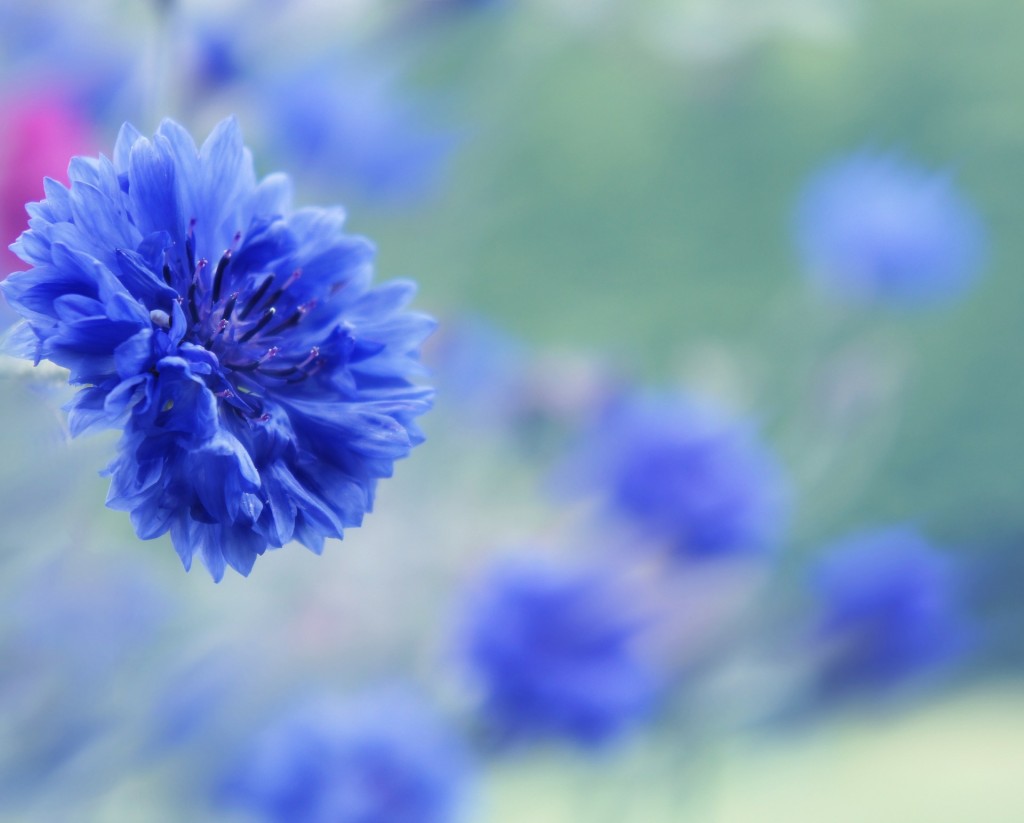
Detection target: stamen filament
<box><xmin>238</xmin><ymin>307</ymin><xmax>276</xmax><ymax>343</ymax></box>
<box><xmin>239</xmin><ymin>275</ymin><xmax>273</xmax><ymax>320</ymax></box>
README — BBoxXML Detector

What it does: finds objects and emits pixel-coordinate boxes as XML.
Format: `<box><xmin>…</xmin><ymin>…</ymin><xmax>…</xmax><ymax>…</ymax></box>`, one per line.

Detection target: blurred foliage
<box><xmin>365</xmin><ymin>0</ymin><xmax>1024</xmax><ymax>552</ymax></box>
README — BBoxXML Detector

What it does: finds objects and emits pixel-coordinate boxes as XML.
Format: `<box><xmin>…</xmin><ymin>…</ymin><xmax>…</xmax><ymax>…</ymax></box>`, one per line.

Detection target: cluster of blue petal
<box><xmin>568</xmin><ymin>394</ymin><xmax>787</xmax><ymax>561</ymax></box>
<box><xmin>795</xmin><ymin>151</ymin><xmax>985</xmax><ymax>305</ymax></box>
<box><xmin>2</xmin><ymin>117</ymin><xmax>434</xmax><ymax>580</ymax></box>
<box><xmin>218</xmin><ymin>691</ymin><xmax>469</xmax><ymax>823</ymax></box>
<box><xmin>458</xmin><ymin>557</ymin><xmax>655</xmax><ymax>747</ymax></box>
<box><xmin>810</xmin><ymin>527</ymin><xmax>970</xmax><ymax>693</ymax></box>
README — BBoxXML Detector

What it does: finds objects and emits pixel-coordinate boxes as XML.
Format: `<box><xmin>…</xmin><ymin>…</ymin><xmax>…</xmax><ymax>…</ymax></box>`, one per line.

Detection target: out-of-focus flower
<box><xmin>218</xmin><ymin>690</ymin><xmax>470</xmax><ymax>823</ymax></box>
<box><xmin>795</xmin><ymin>151</ymin><xmax>985</xmax><ymax>305</ymax></box>
<box><xmin>0</xmin><ymin>4</ymin><xmax>139</xmax><ymax>121</ymax></box>
<box><xmin>0</xmin><ymin>556</ymin><xmax>167</xmax><ymax>804</ymax></box>
<box><xmin>427</xmin><ymin>314</ymin><xmax>528</xmax><ymax>426</ymax></box>
<box><xmin>190</xmin><ymin>29</ymin><xmax>244</xmax><ymax>93</ymax></box>
<box><xmin>810</xmin><ymin>527</ymin><xmax>971</xmax><ymax>694</ymax></box>
<box><xmin>0</xmin><ymin>91</ymin><xmax>96</xmax><ymax>279</ymax></box>
<box><xmin>261</xmin><ymin>64</ymin><xmax>453</xmax><ymax>202</ymax></box>
<box><xmin>564</xmin><ymin>394</ymin><xmax>788</xmax><ymax>561</ymax></box>
<box><xmin>458</xmin><ymin>556</ymin><xmax>655</xmax><ymax>747</ymax></box>
<box><xmin>428</xmin><ymin>315</ymin><xmax>625</xmax><ymax>451</ymax></box>
<box><xmin>2</xmin><ymin>117</ymin><xmax>434</xmax><ymax>580</ymax></box>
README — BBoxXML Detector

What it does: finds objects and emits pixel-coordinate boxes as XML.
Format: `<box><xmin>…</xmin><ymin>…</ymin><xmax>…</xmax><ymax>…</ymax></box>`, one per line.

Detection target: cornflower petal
<box><xmin>1</xmin><ymin>117</ymin><xmax>434</xmax><ymax>579</ymax></box>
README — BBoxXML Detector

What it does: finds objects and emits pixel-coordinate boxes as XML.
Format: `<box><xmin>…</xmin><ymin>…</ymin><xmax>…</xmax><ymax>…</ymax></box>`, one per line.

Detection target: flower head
<box><xmin>428</xmin><ymin>314</ymin><xmax>527</xmax><ymax>426</ymax></box>
<box><xmin>810</xmin><ymin>527</ymin><xmax>971</xmax><ymax>694</ymax></box>
<box><xmin>219</xmin><ymin>690</ymin><xmax>470</xmax><ymax>823</ymax></box>
<box><xmin>795</xmin><ymin>151</ymin><xmax>985</xmax><ymax>305</ymax></box>
<box><xmin>565</xmin><ymin>394</ymin><xmax>788</xmax><ymax>561</ymax></box>
<box><xmin>263</xmin><ymin>64</ymin><xmax>452</xmax><ymax>202</ymax></box>
<box><xmin>2</xmin><ymin>117</ymin><xmax>434</xmax><ymax>580</ymax></box>
<box><xmin>457</xmin><ymin>556</ymin><xmax>655</xmax><ymax>748</ymax></box>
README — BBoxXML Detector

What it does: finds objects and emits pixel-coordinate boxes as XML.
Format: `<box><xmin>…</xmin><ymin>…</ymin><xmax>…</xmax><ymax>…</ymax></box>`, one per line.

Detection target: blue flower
<box><xmin>191</xmin><ymin>29</ymin><xmax>244</xmax><ymax>92</ymax></box>
<box><xmin>2</xmin><ymin>118</ymin><xmax>434</xmax><ymax>580</ymax></box>
<box><xmin>428</xmin><ymin>314</ymin><xmax>528</xmax><ymax>426</ymax></box>
<box><xmin>262</xmin><ymin>64</ymin><xmax>452</xmax><ymax>202</ymax></box>
<box><xmin>810</xmin><ymin>527</ymin><xmax>971</xmax><ymax>693</ymax></box>
<box><xmin>457</xmin><ymin>556</ymin><xmax>655</xmax><ymax>748</ymax></box>
<box><xmin>565</xmin><ymin>394</ymin><xmax>787</xmax><ymax>561</ymax></box>
<box><xmin>218</xmin><ymin>690</ymin><xmax>470</xmax><ymax>823</ymax></box>
<box><xmin>795</xmin><ymin>151</ymin><xmax>985</xmax><ymax>305</ymax></box>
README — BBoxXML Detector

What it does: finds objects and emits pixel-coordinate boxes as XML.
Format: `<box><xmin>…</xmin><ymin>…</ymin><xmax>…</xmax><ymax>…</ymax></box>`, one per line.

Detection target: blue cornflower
<box><xmin>810</xmin><ymin>527</ymin><xmax>970</xmax><ymax>693</ymax></box>
<box><xmin>2</xmin><ymin>118</ymin><xmax>434</xmax><ymax>580</ymax></box>
<box><xmin>457</xmin><ymin>557</ymin><xmax>655</xmax><ymax>748</ymax></box>
<box><xmin>565</xmin><ymin>394</ymin><xmax>787</xmax><ymax>561</ymax></box>
<box><xmin>262</xmin><ymin>64</ymin><xmax>452</xmax><ymax>202</ymax></box>
<box><xmin>191</xmin><ymin>30</ymin><xmax>244</xmax><ymax>92</ymax></box>
<box><xmin>218</xmin><ymin>690</ymin><xmax>470</xmax><ymax>823</ymax></box>
<box><xmin>795</xmin><ymin>151</ymin><xmax>985</xmax><ymax>305</ymax></box>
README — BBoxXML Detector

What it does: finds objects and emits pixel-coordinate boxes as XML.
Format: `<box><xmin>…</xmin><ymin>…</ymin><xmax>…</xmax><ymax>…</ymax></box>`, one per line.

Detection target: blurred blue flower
<box><xmin>218</xmin><ymin>690</ymin><xmax>470</xmax><ymax>823</ymax></box>
<box><xmin>810</xmin><ymin>527</ymin><xmax>971</xmax><ymax>693</ymax></box>
<box><xmin>262</xmin><ymin>64</ymin><xmax>453</xmax><ymax>202</ymax></box>
<box><xmin>0</xmin><ymin>5</ymin><xmax>138</xmax><ymax>121</ymax></box>
<box><xmin>2</xmin><ymin>117</ymin><xmax>434</xmax><ymax>580</ymax></box>
<box><xmin>192</xmin><ymin>29</ymin><xmax>244</xmax><ymax>92</ymax></box>
<box><xmin>428</xmin><ymin>314</ymin><xmax>528</xmax><ymax>425</ymax></box>
<box><xmin>795</xmin><ymin>151</ymin><xmax>985</xmax><ymax>305</ymax></box>
<box><xmin>458</xmin><ymin>557</ymin><xmax>655</xmax><ymax>747</ymax></box>
<box><xmin>565</xmin><ymin>394</ymin><xmax>788</xmax><ymax>561</ymax></box>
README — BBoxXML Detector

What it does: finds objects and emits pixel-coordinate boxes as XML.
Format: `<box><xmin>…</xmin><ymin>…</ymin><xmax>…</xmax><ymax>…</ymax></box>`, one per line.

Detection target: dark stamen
<box><xmin>261</xmin><ymin>347</ymin><xmax>316</xmax><ymax>378</ymax></box>
<box><xmin>162</xmin><ymin>262</ymin><xmax>173</xmax><ymax>285</ymax></box>
<box><xmin>268</xmin><ymin>299</ymin><xmax>317</xmax><ymax>336</ymax></box>
<box><xmin>239</xmin><ymin>275</ymin><xmax>273</xmax><ymax>320</ymax></box>
<box><xmin>287</xmin><ymin>357</ymin><xmax>326</xmax><ymax>384</ymax></box>
<box><xmin>238</xmin><ymin>347</ymin><xmax>279</xmax><ymax>374</ymax></box>
<box><xmin>187</xmin><ymin>259</ymin><xmax>208</xmax><ymax>325</ymax></box>
<box><xmin>185</xmin><ymin>218</ymin><xmax>197</xmax><ymax>274</ymax></box>
<box><xmin>265</xmin><ymin>347</ymin><xmax>322</xmax><ymax>381</ymax></box>
<box><xmin>262</xmin><ymin>269</ymin><xmax>302</xmax><ymax>311</ymax></box>
<box><xmin>269</xmin><ymin>309</ymin><xmax>302</xmax><ymax>334</ymax></box>
<box><xmin>238</xmin><ymin>307</ymin><xmax>276</xmax><ymax>343</ymax></box>
<box><xmin>222</xmin><ymin>291</ymin><xmax>240</xmax><ymax>322</ymax></box>
<box><xmin>187</xmin><ymin>282</ymin><xmax>199</xmax><ymax>324</ymax></box>
<box><xmin>258</xmin><ymin>366</ymin><xmax>300</xmax><ymax>378</ymax></box>
<box><xmin>212</xmin><ymin>249</ymin><xmax>232</xmax><ymax>302</ymax></box>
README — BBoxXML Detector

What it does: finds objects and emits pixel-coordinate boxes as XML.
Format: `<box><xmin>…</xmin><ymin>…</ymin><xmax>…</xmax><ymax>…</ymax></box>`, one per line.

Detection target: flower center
<box><xmin>167</xmin><ymin>221</ymin><xmax>326</xmax><ymax>418</ymax></box>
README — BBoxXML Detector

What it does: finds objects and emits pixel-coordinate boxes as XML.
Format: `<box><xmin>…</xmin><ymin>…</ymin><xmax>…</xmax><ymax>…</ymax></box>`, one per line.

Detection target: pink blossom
<box><xmin>0</xmin><ymin>92</ymin><xmax>96</xmax><ymax>278</ymax></box>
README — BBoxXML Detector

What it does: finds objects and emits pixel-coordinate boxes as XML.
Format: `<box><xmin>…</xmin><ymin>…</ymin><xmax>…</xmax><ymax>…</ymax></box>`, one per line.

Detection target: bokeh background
<box><xmin>1</xmin><ymin>0</ymin><xmax>1023</xmax><ymax>820</ymax></box>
